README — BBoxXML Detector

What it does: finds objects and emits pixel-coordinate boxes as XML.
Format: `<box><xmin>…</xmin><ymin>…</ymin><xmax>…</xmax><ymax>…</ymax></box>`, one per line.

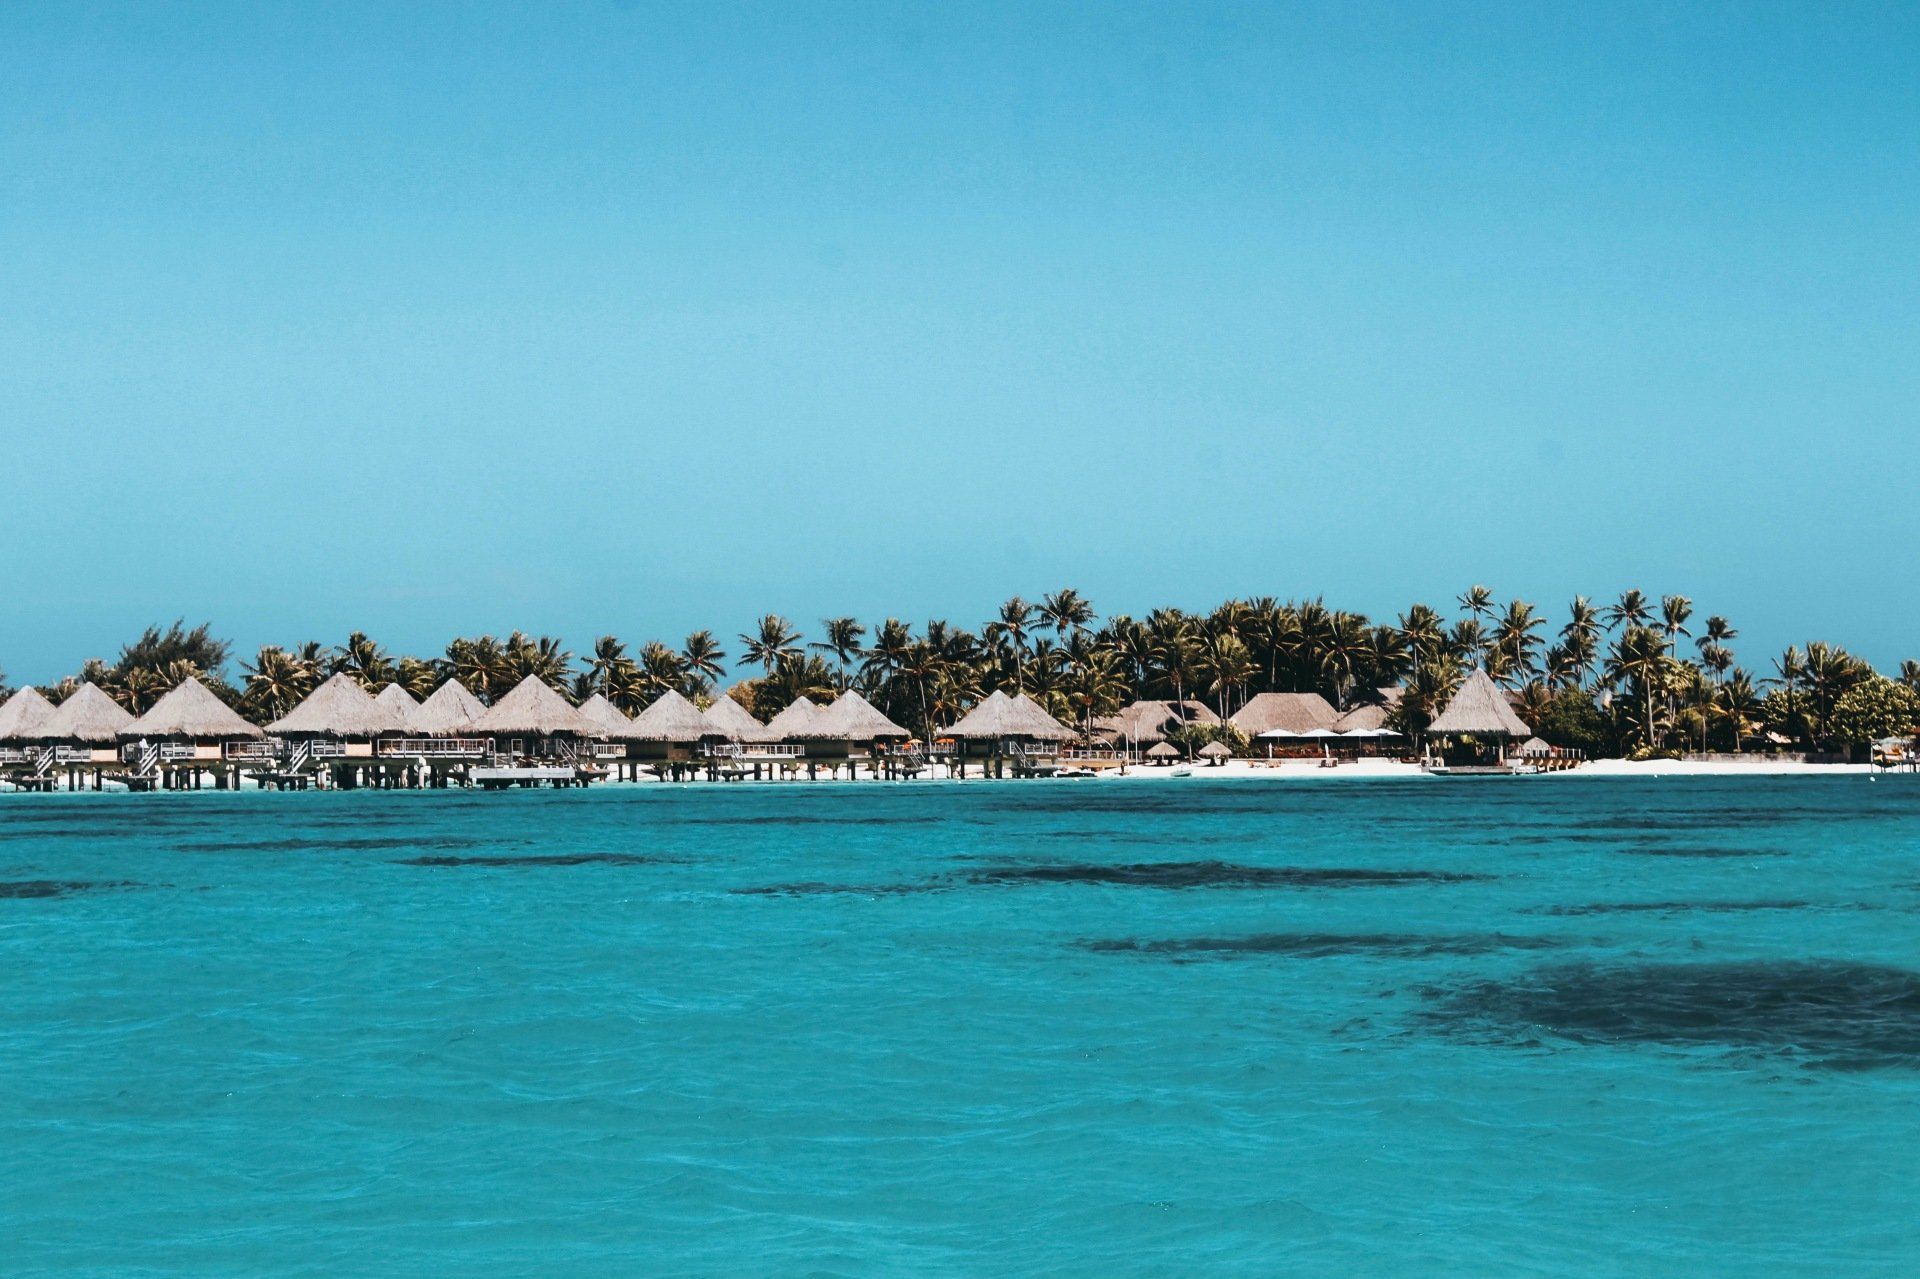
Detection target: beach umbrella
<box><xmin>1198</xmin><ymin>741</ymin><xmax>1231</xmax><ymax>764</ymax></box>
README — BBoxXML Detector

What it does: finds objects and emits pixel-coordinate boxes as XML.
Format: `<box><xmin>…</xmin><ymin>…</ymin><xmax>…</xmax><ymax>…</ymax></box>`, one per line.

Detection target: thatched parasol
<box><xmin>1198</xmin><ymin>741</ymin><xmax>1231</xmax><ymax>761</ymax></box>
<box><xmin>702</xmin><ymin>694</ymin><xmax>773</xmax><ymax>743</ymax></box>
<box><xmin>123</xmin><ymin>678</ymin><xmax>265</xmax><ymax>740</ymax></box>
<box><xmin>34</xmin><ymin>682</ymin><xmax>133</xmax><ymax>745</ymax></box>
<box><xmin>0</xmin><ymin>686</ymin><xmax>56</xmax><ymax>741</ymax></box>
<box><xmin>941</xmin><ymin>689</ymin><xmax>1074</xmax><ymax>741</ymax></box>
<box><xmin>1145</xmin><ymin>741</ymin><xmax>1180</xmax><ymax>761</ymax></box>
<box><xmin>811</xmin><ymin>690</ymin><xmax>909</xmax><ymax>741</ymax></box>
<box><xmin>412</xmin><ymin>680</ymin><xmax>488</xmax><ymax>735</ymax></box>
<box><xmin>621</xmin><ymin>689</ymin><xmax>711</xmax><ymax>742</ymax></box>
<box><xmin>1426</xmin><ymin>669</ymin><xmax>1532</xmax><ymax>738</ymax></box>
<box><xmin>268</xmin><ymin>672</ymin><xmax>408</xmax><ymax>737</ymax></box>
<box><xmin>473</xmin><ymin>676</ymin><xmax>597</xmax><ymax>737</ymax></box>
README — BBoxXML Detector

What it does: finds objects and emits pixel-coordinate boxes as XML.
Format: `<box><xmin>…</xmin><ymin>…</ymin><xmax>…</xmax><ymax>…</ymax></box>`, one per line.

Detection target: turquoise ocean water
<box><xmin>3</xmin><ymin>776</ymin><xmax>1919</xmax><ymax>1276</ymax></box>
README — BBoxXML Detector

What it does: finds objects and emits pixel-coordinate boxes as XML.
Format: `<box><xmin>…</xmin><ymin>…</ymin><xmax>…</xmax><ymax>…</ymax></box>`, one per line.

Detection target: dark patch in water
<box><xmin>965</xmin><ymin>860</ymin><xmax>1485</xmax><ymax>889</ymax></box>
<box><xmin>733</xmin><ymin>881</ymin><xmax>932</xmax><ymax>898</ymax></box>
<box><xmin>1535</xmin><ymin>900</ymin><xmax>1810</xmax><ymax>916</ymax></box>
<box><xmin>681</xmin><ymin>815</ymin><xmax>940</xmax><ymax>828</ymax></box>
<box><xmin>1426</xmin><ymin>961</ymin><xmax>1920</xmax><ymax>1068</ymax></box>
<box><xmin>1614</xmin><ymin>845</ymin><xmax>1785</xmax><ymax>859</ymax></box>
<box><xmin>0</xmin><ymin>880</ymin><xmax>141</xmax><ymax>899</ymax></box>
<box><xmin>1083</xmin><ymin>932</ymin><xmax>1564</xmax><ymax>959</ymax></box>
<box><xmin>183</xmin><ymin>836</ymin><xmax>487</xmax><ymax>852</ymax></box>
<box><xmin>395</xmin><ymin>853</ymin><xmax>659</xmax><ymax>868</ymax></box>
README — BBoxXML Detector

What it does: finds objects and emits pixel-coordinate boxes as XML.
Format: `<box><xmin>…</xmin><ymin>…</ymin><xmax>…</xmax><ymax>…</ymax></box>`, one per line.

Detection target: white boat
<box><xmin>1168</xmin><ymin>764</ymin><xmax>1194</xmax><ymax>778</ymax></box>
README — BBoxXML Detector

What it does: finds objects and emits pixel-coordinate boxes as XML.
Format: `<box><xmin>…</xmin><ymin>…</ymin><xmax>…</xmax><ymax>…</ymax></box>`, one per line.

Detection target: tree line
<box><xmin>9</xmin><ymin>589</ymin><xmax>1920</xmax><ymax>757</ymax></box>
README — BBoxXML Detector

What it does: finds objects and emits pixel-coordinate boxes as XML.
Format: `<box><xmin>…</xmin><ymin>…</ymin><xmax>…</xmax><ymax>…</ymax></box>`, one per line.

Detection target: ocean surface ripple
<box><xmin>2</xmin><ymin>776</ymin><xmax>1918</xmax><ymax>1275</ymax></box>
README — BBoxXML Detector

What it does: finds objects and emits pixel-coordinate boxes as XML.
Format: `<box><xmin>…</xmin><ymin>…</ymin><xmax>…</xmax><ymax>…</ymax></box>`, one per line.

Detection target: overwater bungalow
<box><xmin>383</xmin><ymin>679</ymin><xmax>490</xmax><ymax>784</ymax></box>
<box><xmin>410</xmin><ymin>679</ymin><xmax>487</xmax><ymax>736</ymax></box>
<box><xmin>765</xmin><ymin>696</ymin><xmax>826</xmax><ymax>741</ymax></box>
<box><xmin>473</xmin><ymin>676</ymin><xmax>599</xmax><ymax>761</ymax></box>
<box><xmin>940</xmin><ymin>689</ymin><xmax>1075</xmax><ymax>777</ymax></box>
<box><xmin>1423</xmin><ymin>669</ymin><xmax>1532</xmax><ymax>772</ymax></box>
<box><xmin>0</xmin><ymin>686</ymin><xmax>57</xmax><ymax>779</ymax></box>
<box><xmin>699</xmin><ymin>695</ymin><xmax>800</xmax><ymax>778</ymax></box>
<box><xmin>806</xmin><ymin>691</ymin><xmax>913</xmax><ymax>778</ymax></box>
<box><xmin>265</xmin><ymin>673</ymin><xmax>412</xmax><ymax>788</ymax></box>
<box><xmin>613</xmin><ymin>689</ymin><xmax>711</xmax><ymax>780</ymax></box>
<box><xmin>11</xmin><ymin>683</ymin><xmax>132</xmax><ymax>790</ymax></box>
<box><xmin>119</xmin><ymin>678</ymin><xmax>269</xmax><ymax>790</ymax></box>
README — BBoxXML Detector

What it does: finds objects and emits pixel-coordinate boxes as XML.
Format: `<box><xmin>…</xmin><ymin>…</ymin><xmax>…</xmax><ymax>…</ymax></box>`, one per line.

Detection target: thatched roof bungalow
<box><xmin>1427</xmin><ymin>669</ymin><xmax>1532</xmax><ymax>739</ymax></box>
<box><xmin>473</xmin><ymin>676</ymin><xmax>598</xmax><ymax>755</ymax></box>
<box><xmin>575</xmin><ymin>692</ymin><xmax>634</xmax><ymax>737</ymax></box>
<box><xmin>619</xmin><ymin>690</ymin><xmax>712</xmax><ymax>759</ymax></box>
<box><xmin>268</xmin><ymin>673</ymin><xmax>408</xmax><ymax>741</ymax></box>
<box><xmin>412</xmin><ymin>680</ymin><xmax>488</xmax><ymax>736</ymax></box>
<box><xmin>32</xmin><ymin>683</ymin><xmax>133</xmax><ymax>760</ymax></box>
<box><xmin>1230</xmin><ymin>692</ymin><xmax>1337</xmax><ymax>738</ymax></box>
<box><xmin>702</xmin><ymin>694</ymin><xmax>774</xmax><ymax>744</ymax></box>
<box><xmin>942</xmin><ymin>690</ymin><xmax>1075</xmax><ymax>744</ymax></box>
<box><xmin>0</xmin><ymin>686</ymin><xmax>56</xmax><ymax>742</ymax></box>
<box><xmin>811</xmin><ymin>691</ymin><xmax>909</xmax><ymax>747</ymax></box>
<box><xmin>122</xmin><ymin>679</ymin><xmax>266</xmax><ymax>770</ymax></box>
<box><xmin>1092</xmin><ymin>699</ymin><xmax>1218</xmax><ymax>746</ymax></box>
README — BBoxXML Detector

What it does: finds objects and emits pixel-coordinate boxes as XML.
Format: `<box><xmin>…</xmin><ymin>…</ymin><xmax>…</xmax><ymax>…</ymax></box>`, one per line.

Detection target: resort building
<box><xmin>264</xmin><ymin>672</ymin><xmax>412</xmax><ymax>788</ymax></box>
<box><xmin>13</xmin><ymin>682</ymin><xmax>133</xmax><ymax>790</ymax></box>
<box><xmin>940</xmin><ymin>689</ymin><xmax>1075</xmax><ymax>777</ymax></box>
<box><xmin>764</xmin><ymin>696</ymin><xmax>827</xmax><ymax>741</ymax></box>
<box><xmin>1424</xmin><ymin>668</ymin><xmax>1532</xmax><ymax>769</ymax></box>
<box><xmin>802</xmin><ymin>691</ymin><xmax>913</xmax><ymax>777</ymax></box>
<box><xmin>119</xmin><ymin>678</ymin><xmax>269</xmax><ymax>789</ymax></box>
<box><xmin>1230</xmin><ymin>692</ymin><xmax>1338</xmax><ymax>741</ymax></box>
<box><xmin>472</xmin><ymin>675</ymin><xmax>599</xmax><ymax>762</ymax></box>
<box><xmin>410</xmin><ymin>680</ymin><xmax>488</xmax><ymax>736</ymax></box>
<box><xmin>1093</xmin><ymin>699</ymin><xmax>1219</xmax><ymax>750</ymax></box>
<box><xmin>374</xmin><ymin>683</ymin><xmax>423</xmax><ymax>729</ymax></box>
<box><xmin>0</xmin><ymin>687</ymin><xmax>57</xmax><ymax>777</ymax></box>
<box><xmin>617</xmin><ymin>689</ymin><xmax>712</xmax><ymax>778</ymax></box>
<box><xmin>699</xmin><ymin>694</ymin><xmax>802</xmax><ymax>778</ymax></box>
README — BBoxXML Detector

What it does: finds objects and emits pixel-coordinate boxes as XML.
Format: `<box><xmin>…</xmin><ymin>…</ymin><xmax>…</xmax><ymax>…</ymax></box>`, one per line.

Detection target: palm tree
<box><xmin>1715</xmin><ymin>671</ymin><xmax>1762</xmax><ymax>752</ymax></box>
<box><xmin>984</xmin><ymin>596</ymin><xmax>1036</xmax><ymax>691</ymax></box>
<box><xmin>1605</xmin><ymin>626</ymin><xmax>1675</xmax><ymax>751</ymax></box>
<box><xmin>1039</xmin><ymin>589</ymin><xmax>1095</xmax><ymax>639</ymax></box>
<box><xmin>393</xmin><ymin>656</ymin><xmax>438</xmax><ymax>699</ymax></box>
<box><xmin>1145</xmin><ymin>609</ymin><xmax>1197</xmax><ymax>708</ymax></box>
<box><xmin>1197</xmin><ymin>632</ymin><xmax>1255</xmax><ymax>718</ymax></box>
<box><xmin>331</xmin><ymin>631</ymin><xmax>395</xmax><ymax>689</ymax></box>
<box><xmin>241</xmin><ymin>645</ymin><xmax>316</xmax><ymax>720</ymax></box>
<box><xmin>681</xmin><ymin>631</ymin><xmax>726</xmax><ymax>694</ymax></box>
<box><xmin>1603</xmin><ymin>589</ymin><xmax>1652</xmax><ymax>632</ymax></box>
<box><xmin>1660</xmin><ymin>595</ymin><xmax>1694</xmax><ymax>641</ymax></box>
<box><xmin>1560</xmin><ymin>596</ymin><xmax>1602</xmax><ymax>688</ymax></box>
<box><xmin>587</xmin><ymin>636</ymin><xmax>630</xmax><ymax>693</ymax></box>
<box><xmin>1489</xmin><ymin>600</ymin><xmax>1545</xmax><ymax>686</ymax></box>
<box><xmin>1901</xmin><ymin>660</ymin><xmax>1920</xmax><ymax>692</ymax></box>
<box><xmin>811</xmin><ymin>618</ymin><xmax>865</xmax><ymax>690</ymax></box>
<box><xmin>738</xmin><ymin>615</ymin><xmax>801</xmax><ymax>676</ymax></box>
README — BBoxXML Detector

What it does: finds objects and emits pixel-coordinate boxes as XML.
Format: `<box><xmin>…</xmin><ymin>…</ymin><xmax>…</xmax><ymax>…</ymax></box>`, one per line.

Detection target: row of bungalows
<box><xmin>938</xmin><ymin>689</ymin><xmax>1077</xmax><ymax>776</ymax></box>
<box><xmin>0</xmin><ymin>679</ymin><xmax>270</xmax><ymax>791</ymax></box>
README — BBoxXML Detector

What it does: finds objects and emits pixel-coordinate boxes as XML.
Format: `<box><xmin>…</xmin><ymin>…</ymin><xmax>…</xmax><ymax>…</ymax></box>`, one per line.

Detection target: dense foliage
<box><xmin>18</xmin><ymin>589</ymin><xmax>1920</xmax><ymax>757</ymax></box>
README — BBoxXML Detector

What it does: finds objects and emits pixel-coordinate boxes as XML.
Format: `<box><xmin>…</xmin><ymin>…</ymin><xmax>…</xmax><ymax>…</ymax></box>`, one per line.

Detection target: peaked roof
<box><xmin>620</xmin><ymin>689</ymin><xmax>712</xmax><ymax>742</ymax></box>
<box><xmin>35</xmin><ymin>683</ymin><xmax>134</xmax><ymax>744</ymax></box>
<box><xmin>124</xmin><ymin>678</ymin><xmax>265</xmax><ymax>739</ymax></box>
<box><xmin>374</xmin><ymin>683</ymin><xmax>422</xmax><ymax>729</ymax></box>
<box><xmin>1331</xmin><ymin>702</ymin><xmax>1393</xmax><ymax>733</ymax></box>
<box><xmin>411</xmin><ymin>680</ymin><xmax>488</xmax><ymax>734</ymax></box>
<box><xmin>1427</xmin><ymin>669</ymin><xmax>1532</xmax><ymax>738</ymax></box>
<box><xmin>1230</xmin><ymin>692</ymin><xmax>1338</xmax><ymax>737</ymax></box>
<box><xmin>702</xmin><ymin>693</ymin><xmax>773</xmax><ymax>743</ymax></box>
<box><xmin>765</xmin><ymin>696</ymin><xmax>826</xmax><ymax>739</ymax></box>
<box><xmin>942</xmin><ymin>689</ymin><xmax>1075</xmax><ymax>741</ymax></box>
<box><xmin>575</xmin><ymin>692</ymin><xmax>634</xmax><ymax>736</ymax></box>
<box><xmin>268</xmin><ymin>672</ymin><xmax>408</xmax><ymax>737</ymax></box>
<box><xmin>473</xmin><ymin>675</ymin><xmax>597</xmax><ymax>736</ymax></box>
<box><xmin>0</xmin><ymin>686</ymin><xmax>56</xmax><ymax>741</ymax></box>
<box><xmin>812</xmin><ymin>690</ymin><xmax>909</xmax><ymax>740</ymax></box>
<box><xmin>1093</xmin><ymin>699</ymin><xmax>1219</xmax><ymax>744</ymax></box>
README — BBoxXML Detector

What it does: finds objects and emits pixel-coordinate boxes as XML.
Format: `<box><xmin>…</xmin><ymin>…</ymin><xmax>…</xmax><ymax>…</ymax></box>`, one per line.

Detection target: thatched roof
<box><xmin>1146</xmin><ymin>741</ymin><xmax>1180</xmax><ymax>759</ymax></box>
<box><xmin>374</xmin><ymin>683</ymin><xmax>422</xmax><ymax>729</ymax></box>
<box><xmin>35</xmin><ymin>683</ymin><xmax>133</xmax><ymax>744</ymax></box>
<box><xmin>621</xmin><ymin>689</ymin><xmax>711</xmax><ymax>742</ymax></box>
<box><xmin>1198</xmin><ymin>740</ymin><xmax>1232</xmax><ymax>759</ymax></box>
<box><xmin>0</xmin><ymin>686</ymin><xmax>56</xmax><ymax>741</ymax></box>
<box><xmin>412</xmin><ymin>680</ymin><xmax>488</xmax><ymax>735</ymax></box>
<box><xmin>1092</xmin><ymin>699</ymin><xmax>1218</xmax><ymax>745</ymax></box>
<box><xmin>473</xmin><ymin>676</ymin><xmax>597</xmax><ymax>736</ymax></box>
<box><xmin>1331</xmin><ymin>702</ymin><xmax>1393</xmax><ymax>734</ymax></box>
<box><xmin>1230</xmin><ymin>693</ymin><xmax>1337</xmax><ymax>737</ymax></box>
<box><xmin>702</xmin><ymin>694</ymin><xmax>773</xmax><ymax>743</ymax></box>
<box><xmin>941</xmin><ymin>689</ymin><xmax>1075</xmax><ymax>741</ymax></box>
<box><xmin>812</xmin><ymin>690</ymin><xmax>909</xmax><ymax>741</ymax></box>
<box><xmin>765</xmin><ymin>696</ymin><xmax>827</xmax><ymax>740</ymax></box>
<box><xmin>1516</xmin><ymin>736</ymin><xmax>1553</xmax><ymax>756</ymax></box>
<box><xmin>124</xmin><ymin>678</ymin><xmax>265</xmax><ymax>740</ymax></box>
<box><xmin>1427</xmin><ymin>669</ymin><xmax>1532</xmax><ymax>738</ymax></box>
<box><xmin>268</xmin><ymin>672</ymin><xmax>408</xmax><ymax>737</ymax></box>
<box><xmin>575</xmin><ymin>692</ymin><xmax>634</xmax><ymax>736</ymax></box>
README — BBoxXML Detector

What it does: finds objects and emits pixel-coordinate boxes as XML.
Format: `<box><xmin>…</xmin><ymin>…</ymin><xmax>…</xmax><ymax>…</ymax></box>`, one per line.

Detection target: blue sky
<box><xmin>2</xmin><ymin>2</ymin><xmax>1915</xmax><ymax>683</ymax></box>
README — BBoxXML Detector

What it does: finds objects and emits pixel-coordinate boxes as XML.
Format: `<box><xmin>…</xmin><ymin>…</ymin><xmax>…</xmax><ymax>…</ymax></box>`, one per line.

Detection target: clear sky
<box><xmin>2</xmin><ymin>2</ymin><xmax>1915</xmax><ymax>683</ymax></box>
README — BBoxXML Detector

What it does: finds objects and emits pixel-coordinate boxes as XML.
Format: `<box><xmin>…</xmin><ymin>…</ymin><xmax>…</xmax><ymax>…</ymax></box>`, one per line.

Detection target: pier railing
<box><xmin>384</xmin><ymin>738</ymin><xmax>487</xmax><ymax>757</ymax></box>
<box><xmin>157</xmin><ymin>743</ymin><xmax>199</xmax><ymax>762</ymax></box>
<box><xmin>701</xmin><ymin>742</ymin><xmax>805</xmax><ymax>759</ymax></box>
<box><xmin>224</xmin><ymin>741</ymin><xmax>277</xmax><ymax>761</ymax></box>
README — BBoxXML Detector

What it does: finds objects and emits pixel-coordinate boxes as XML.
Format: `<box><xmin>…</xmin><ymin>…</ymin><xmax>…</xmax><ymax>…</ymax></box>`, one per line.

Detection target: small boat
<box><xmin>1168</xmin><ymin>764</ymin><xmax>1194</xmax><ymax>778</ymax></box>
<box><xmin>1055</xmin><ymin>767</ymin><xmax>1096</xmax><ymax>779</ymax></box>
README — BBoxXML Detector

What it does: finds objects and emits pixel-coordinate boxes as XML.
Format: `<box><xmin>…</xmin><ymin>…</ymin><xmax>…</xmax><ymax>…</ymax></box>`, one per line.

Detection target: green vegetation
<box><xmin>16</xmin><ymin>590</ymin><xmax>1918</xmax><ymax>757</ymax></box>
